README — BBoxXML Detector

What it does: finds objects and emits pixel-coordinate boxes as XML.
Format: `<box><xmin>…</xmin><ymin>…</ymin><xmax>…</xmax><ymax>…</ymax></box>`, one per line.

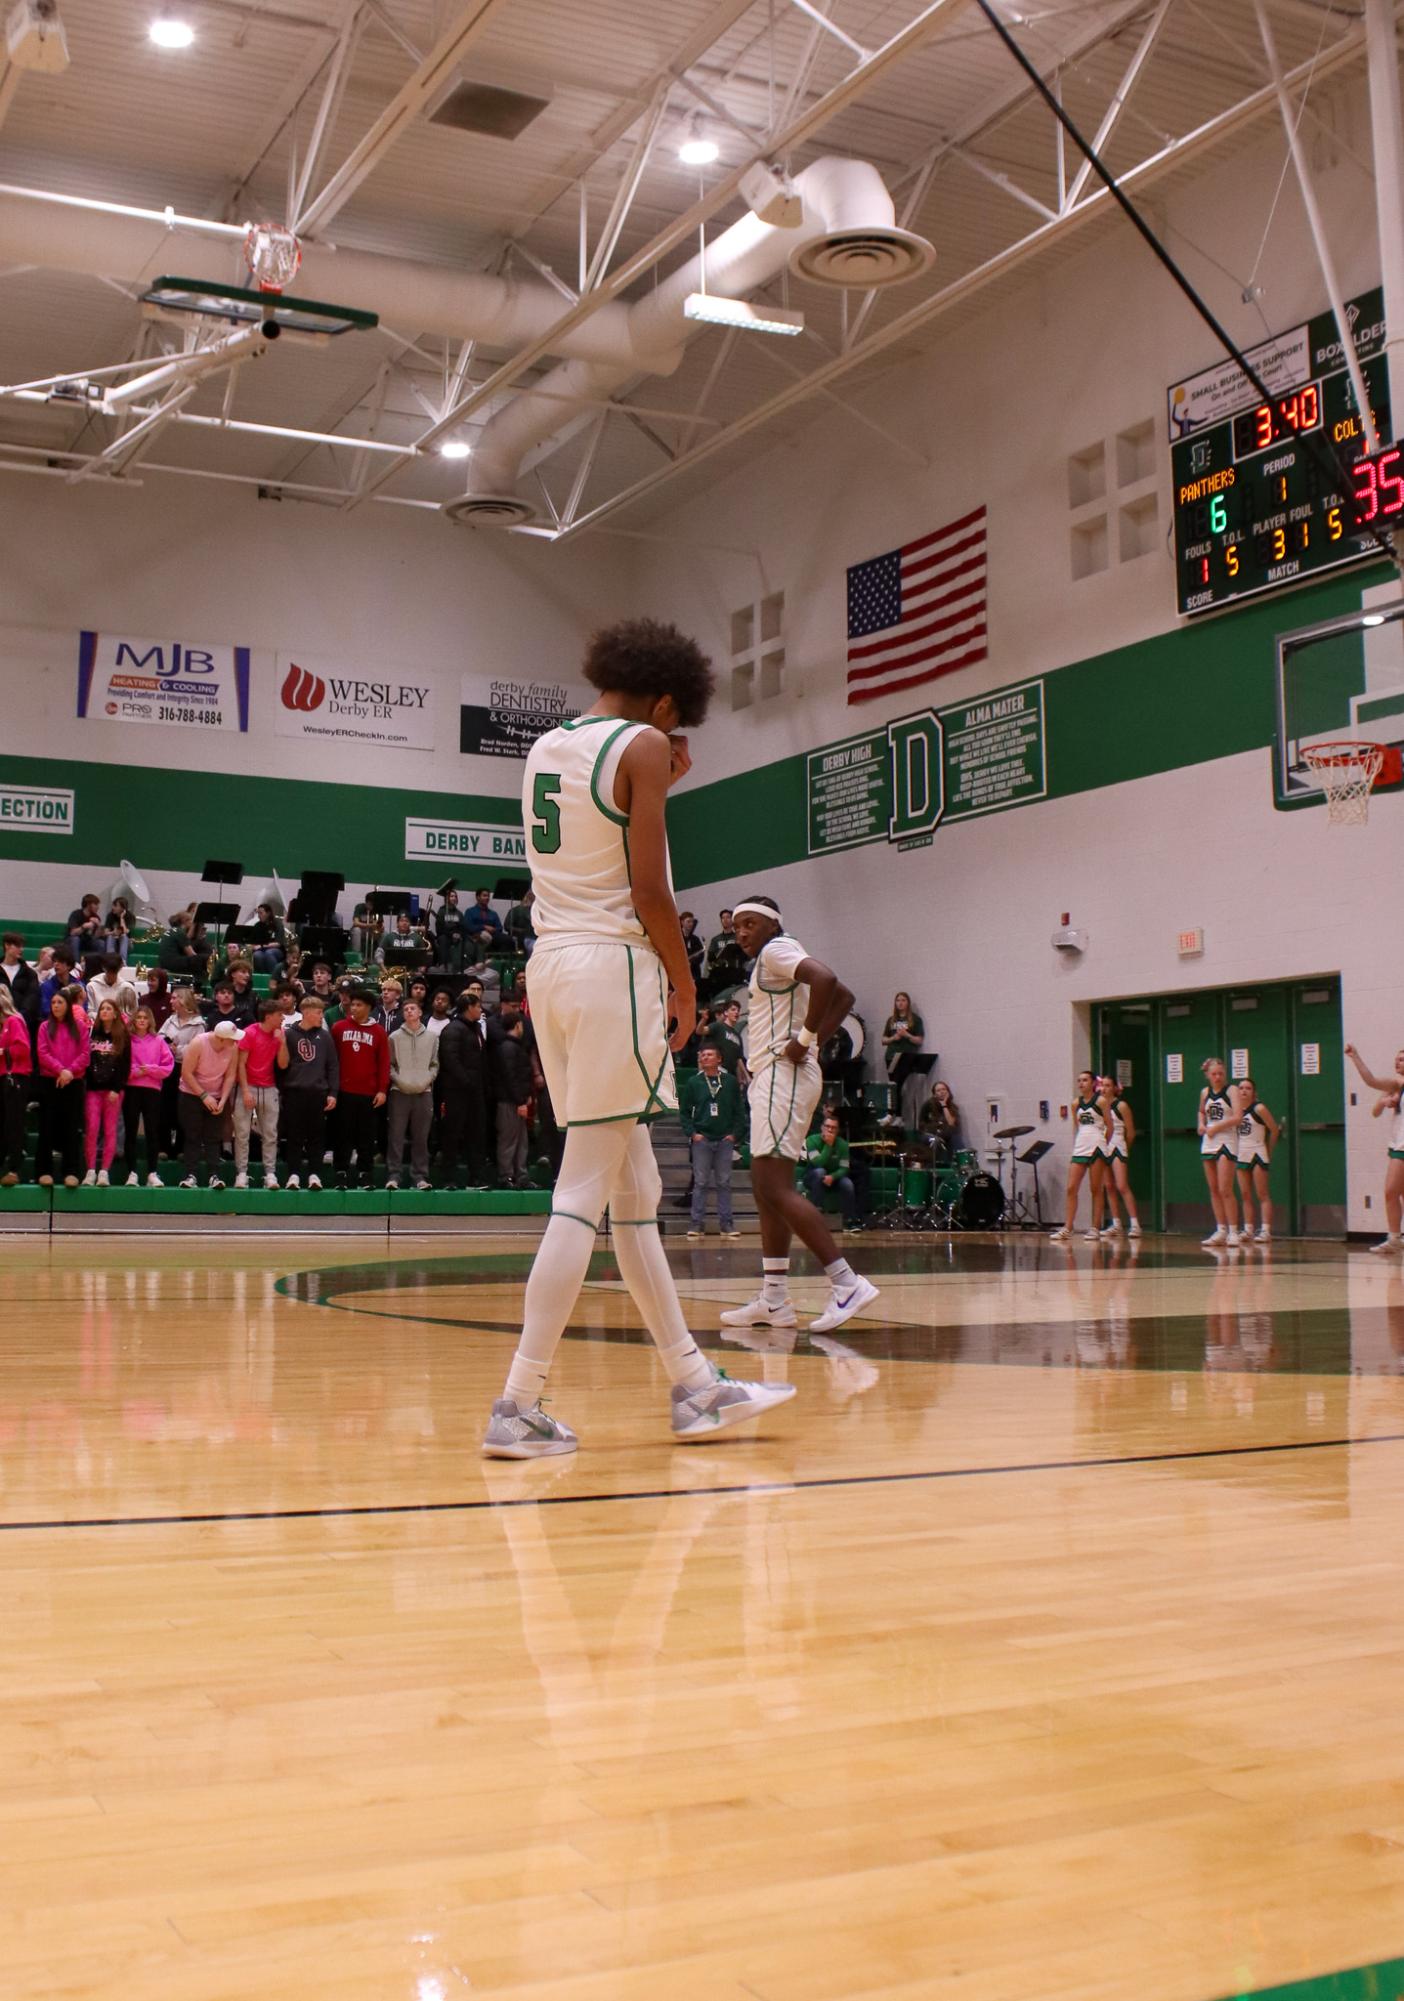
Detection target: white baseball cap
<box><xmin>210</xmin><ymin>1020</ymin><xmax>241</xmax><ymax>1041</ymax></box>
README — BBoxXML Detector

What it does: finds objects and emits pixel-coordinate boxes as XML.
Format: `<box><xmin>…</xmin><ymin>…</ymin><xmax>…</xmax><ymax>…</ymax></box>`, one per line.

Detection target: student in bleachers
<box><xmin>386</xmin><ymin>998</ymin><xmax>438</xmax><ymax>1191</ymax></box>
<box><xmin>158</xmin><ymin>911</ymin><xmax>202</xmax><ymax>978</ymax></box>
<box><xmin>438</xmin><ymin>992</ymin><xmax>491</xmax><ymax>1189</ymax></box>
<box><xmin>160</xmin><ymin>984</ymin><xmax>205</xmax><ymax>1161</ymax></box>
<box><xmin>280</xmin><ymin>993</ymin><xmax>336</xmax><ymax>1190</ymax></box>
<box><xmin>86</xmin><ymin>953</ymin><xmax>137</xmax><ymax>1021</ymax></box>
<box><xmin>201</xmin><ymin>980</ymin><xmax>243</xmax><ymax>1031</ymax></box>
<box><xmin>66</xmin><ymin>894</ymin><xmax>103</xmax><ymax>964</ymax></box>
<box><xmin>178</xmin><ymin>1019</ymin><xmax>240</xmax><ymax>1188</ymax></box>
<box><xmin>40</xmin><ymin>946</ymin><xmax>77</xmax><ymax>1017</ymax></box>
<box><xmin>141</xmin><ymin>967</ymin><xmax>173</xmax><ymax>1028</ymax></box>
<box><xmin>0</xmin><ymin>933</ymin><xmax>39</xmax><ymax>1029</ymax></box>
<box><xmin>36</xmin><ymin>989</ymin><xmax>89</xmax><ymax>1187</ymax></box>
<box><xmin>226</xmin><ymin>961</ymin><xmax>258</xmax><ymax>1027</ymax></box>
<box><xmin>0</xmin><ymin>986</ymin><xmax>33</xmax><ymax>1186</ymax></box>
<box><xmin>333</xmin><ymin>988</ymin><xmax>389</xmax><ymax>1188</ymax></box>
<box><xmin>248</xmin><ymin>904</ymin><xmax>287</xmax><ymax>975</ymax></box>
<box><xmin>83</xmin><ymin>999</ymin><xmax>131</xmax><ymax>1187</ymax></box>
<box><xmin>465</xmin><ymin>887</ymin><xmax>505</xmax><ymax>947</ymax></box>
<box><xmin>234</xmin><ymin>997</ymin><xmax>288</xmax><ymax>1189</ymax></box>
<box><xmin>123</xmin><ymin>1006</ymin><xmax>173</xmax><ymax>1187</ymax></box>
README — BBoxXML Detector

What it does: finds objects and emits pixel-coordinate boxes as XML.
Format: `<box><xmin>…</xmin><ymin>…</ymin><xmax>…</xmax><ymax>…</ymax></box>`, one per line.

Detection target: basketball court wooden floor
<box><xmin>4</xmin><ymin>1231</ymin><xmax>1404</xmax><ymax>2001</ymax></box>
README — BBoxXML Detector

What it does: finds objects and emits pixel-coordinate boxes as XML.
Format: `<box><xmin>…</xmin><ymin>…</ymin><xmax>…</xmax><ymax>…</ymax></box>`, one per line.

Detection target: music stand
<box><xmin>493</xmin><ymin>876</ymin><xmax>530</xmax><ymax>902</ymax></box>
<box><xmin>366</xmin><ymin>891</ymin><xmax>413</xmax><ymax>920</ymax></box>
<box><xmin>1014</xmin><ymin>1140</ymin><xmax>1054</xmax><ymax>1229</ymax></box>
<box><xmin>195</xmin><ymin>902</ymin><xmax>241</xmax><ymax>959</ymax></box>
<box><xmin>201</xmin><ymin>859</ymin><xmax>244</xmax><ymax>958</ymax></box>
<box><xmin>299</xmin><ymin>923</ymin><xmax>347</xmax><ymax>971</ymax></box>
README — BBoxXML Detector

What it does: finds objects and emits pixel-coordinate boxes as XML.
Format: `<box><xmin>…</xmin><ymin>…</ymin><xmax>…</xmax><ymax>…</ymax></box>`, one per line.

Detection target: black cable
<box><xmin>970</xmin><ymin>0</ymin><xmax>1399</xmax><ymax>570</ymax></box>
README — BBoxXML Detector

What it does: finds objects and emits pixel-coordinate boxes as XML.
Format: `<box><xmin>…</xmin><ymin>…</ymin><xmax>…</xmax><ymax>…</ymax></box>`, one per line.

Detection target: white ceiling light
<box><xmin>148</xmin><ymin>16</ymin><xmax>195</xmax><ymax>48</ymax></box>
<box><xmin>438</xmin><ymin>439</ymin><xmax>472</xmax><ymax>460</ymax></box>
<box><xmin>677</xmin><ymin>113</ymin><xmax>719</xmax><ymax>166</ymax></box>
<box><xmin>682</xmin><ymin>293</ymin><xmax>804</xmax><ymax>336</ymax></box>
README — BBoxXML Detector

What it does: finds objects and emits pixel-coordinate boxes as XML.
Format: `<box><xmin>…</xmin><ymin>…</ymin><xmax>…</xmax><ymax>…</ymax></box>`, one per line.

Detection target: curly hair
<box><xmin>581</xmin><ymin>618</ymin><xmax>715</xmax><ymax>728</ymax></box>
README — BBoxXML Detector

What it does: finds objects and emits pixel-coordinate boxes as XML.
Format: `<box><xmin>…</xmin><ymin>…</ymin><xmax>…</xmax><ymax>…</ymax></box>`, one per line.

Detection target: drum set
<box><xmin>856</xmin><ymin>1123</ymin><xmax>1048</xmax><ymax>1232</ymax></box>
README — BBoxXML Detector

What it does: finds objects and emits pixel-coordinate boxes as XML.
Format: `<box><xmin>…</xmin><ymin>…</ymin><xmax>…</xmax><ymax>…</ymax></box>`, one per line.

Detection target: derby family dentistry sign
<box><xmin>77</xmin><ymin>632</ymin><xmax>251</xmax><ymax>732</ymax></box>
<box><xmin>275</xmin><ymin>656</ymin><xmax>436</xmax><ymax>752</ymax></box>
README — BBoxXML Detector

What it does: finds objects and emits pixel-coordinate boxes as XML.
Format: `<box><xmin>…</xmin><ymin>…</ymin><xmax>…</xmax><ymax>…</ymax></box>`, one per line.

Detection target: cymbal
<box><xmin>993</xmin><ymin>1123</ymin><xmax>1035</xmax><ymax>1140</ymax></box>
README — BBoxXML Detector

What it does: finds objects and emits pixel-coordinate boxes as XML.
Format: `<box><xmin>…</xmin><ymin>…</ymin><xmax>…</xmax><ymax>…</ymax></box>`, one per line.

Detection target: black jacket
<box><xmin>493</xmin><ymin>1034</ymin><xmax>534</xmax><ymax>1106</ymax></box>
<box><xmin>438</xmin><ymin>1017</ymin><xmax>490</xmax><ymax>1096</ymax></box>
<box><xmin>0</xmin><ymin>960</ymin><xmax>39</xmax><ymax>1027</ymax></box>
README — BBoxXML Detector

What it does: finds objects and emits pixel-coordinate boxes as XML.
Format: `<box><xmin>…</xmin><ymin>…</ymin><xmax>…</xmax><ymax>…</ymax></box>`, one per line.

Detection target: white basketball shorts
<box><xmin>526</xmin><ymin>940</ymin><xmax>677</xmax><ymax>1127</ymax></box>
<box><xmin>748</xmin><ymin>1052</ymin><xmax>824</xmax><ymax>1162</ymax></box>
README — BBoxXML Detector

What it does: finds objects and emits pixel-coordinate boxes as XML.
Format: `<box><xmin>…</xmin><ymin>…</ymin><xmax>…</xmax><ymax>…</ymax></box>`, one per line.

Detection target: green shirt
<box><xmin>805</xmin><ymin>1133</ymin><xmax>850</xmax><ymax>1176</ymax></box>
<box><xmin>680</xmin><ymin>1067</ymin><xmax>744</xmax><ymax>1139</ymax></box>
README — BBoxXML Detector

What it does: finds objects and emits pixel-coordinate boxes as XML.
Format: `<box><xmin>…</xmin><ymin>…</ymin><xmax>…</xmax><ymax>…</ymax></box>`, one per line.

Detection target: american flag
<box><xmin>846</xmin><ymin>506</ymin><xmax>987</xmax><ymax>706</ymax></box>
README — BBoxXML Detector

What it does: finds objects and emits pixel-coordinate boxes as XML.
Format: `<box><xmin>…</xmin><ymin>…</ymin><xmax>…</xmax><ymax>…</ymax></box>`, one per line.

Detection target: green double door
<box><xmin>1095</xmin><ymin>977</ymin><xmax>1344</xmax><ymax>1236</ymax></box>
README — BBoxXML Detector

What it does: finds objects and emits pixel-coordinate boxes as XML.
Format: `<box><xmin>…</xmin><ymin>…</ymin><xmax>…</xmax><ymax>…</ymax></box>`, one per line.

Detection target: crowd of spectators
<box><xmin>0</xmin><ymin>884</ymin><xmax>560</xmax><ymax>1192</ymax></box>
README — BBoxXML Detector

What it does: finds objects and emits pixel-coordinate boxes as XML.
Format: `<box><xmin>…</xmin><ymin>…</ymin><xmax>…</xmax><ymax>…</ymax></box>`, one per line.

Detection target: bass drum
<box><xmin>841</xmin><ymin>1012</ymin><xmax>866</xmax><ymax>1061</ymax></box>
<box><xmin>954</xmin><ymin>1171</ymin><xmax>1005</xmax><ymax>1231</ymax></box>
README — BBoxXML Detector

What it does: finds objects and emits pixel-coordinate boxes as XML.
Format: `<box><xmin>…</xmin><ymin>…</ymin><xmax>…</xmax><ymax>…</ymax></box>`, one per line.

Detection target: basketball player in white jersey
<box><xmin>482</xmin><ymin>621</ymin><xmax>795</xmax><ymax>1457</ymax></box>
<box><xmin>722</xmin><ymin>897</ymin><xmax>879</xmax><ymax>1333</ymax></box>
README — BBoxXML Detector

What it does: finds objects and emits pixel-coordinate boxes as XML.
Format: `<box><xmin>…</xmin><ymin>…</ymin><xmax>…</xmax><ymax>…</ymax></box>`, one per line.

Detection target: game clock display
<box><xmin>1169</xmin><ymin>287</ymin><xmax>1389</xmax><ymax>617</ymax></box>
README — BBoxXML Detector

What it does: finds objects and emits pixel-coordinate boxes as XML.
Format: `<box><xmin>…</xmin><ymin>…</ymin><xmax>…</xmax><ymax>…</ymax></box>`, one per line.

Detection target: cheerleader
<box><xmin>1049</xmin><ymin>1070</ymin><xmax>1112</xmax><ymax>1242</ymax></box>
<box><xmin>1344</xmin><ymin>1042</ymin><xmax>1404</xmax><ymax>1253</ymax></box>
<box><xmin>1097</xmin><ymin>1072</ymin><xmax>1142</xmax><ymax>1240</ymax></box>
<box><xmin>1199</xmin><ymin>1057</ymin><xmax>1242</xmax><ymax>1249</ymax></box>
<box><xmin>1233</xmin><ymin>1076</ymin><xmax>1281</xmax><ymax>1245</ymax></box>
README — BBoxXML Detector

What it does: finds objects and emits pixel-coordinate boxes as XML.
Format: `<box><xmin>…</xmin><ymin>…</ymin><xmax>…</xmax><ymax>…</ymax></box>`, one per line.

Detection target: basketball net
<box><xmin>244</xmin><ymin>223</ymin><xmax>302</xmax><ymax>296</ymax></box>
<box><xmin>1301</xmin><ymin>739</ymin><xmax>1384</xmax><ymax>825</ymax></box>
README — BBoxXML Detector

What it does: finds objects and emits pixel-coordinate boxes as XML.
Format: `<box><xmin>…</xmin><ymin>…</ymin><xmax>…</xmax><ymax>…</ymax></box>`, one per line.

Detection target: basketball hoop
<box><xmin>243</xmin><ymin>223</ymin><xmax>302</xmax><ymax>296</ymax></box>
<box><xmin>1301</xmin><ymin>739</ymin><xmax>1385</xmax><ymax>824</ymax></box>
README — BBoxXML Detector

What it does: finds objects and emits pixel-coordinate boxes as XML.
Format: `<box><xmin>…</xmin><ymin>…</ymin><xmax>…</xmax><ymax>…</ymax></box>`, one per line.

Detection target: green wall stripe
<box><xmin>666</xmin><ymin>564</ymin><xmax>1393</xmax><ymax>890</ymax></box>
<box><xmin>0</xmin><ymin>754</ymin><xmax>520</xmax><ymax>879</ymax></box>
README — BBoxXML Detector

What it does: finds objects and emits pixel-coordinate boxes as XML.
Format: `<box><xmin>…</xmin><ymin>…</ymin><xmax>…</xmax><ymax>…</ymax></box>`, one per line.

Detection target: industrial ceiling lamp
<box><xmin>677</xmin><ymin>112</ymin><xmax>719</xmax><ymax>166</ymax></box>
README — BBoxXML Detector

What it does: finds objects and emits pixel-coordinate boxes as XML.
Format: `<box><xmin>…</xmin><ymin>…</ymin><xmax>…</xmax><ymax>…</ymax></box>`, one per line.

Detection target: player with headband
<box><xmin>724</xmin><ymin>897</ymin><xmax>880</xmax><ymax>1334</ymax></box>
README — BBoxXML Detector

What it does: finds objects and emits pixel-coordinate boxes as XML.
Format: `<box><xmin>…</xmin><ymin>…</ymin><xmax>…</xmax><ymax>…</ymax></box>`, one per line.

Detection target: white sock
<box><xmin>824</xmin><ymin>1256</ymin><xmax>856</xmax><ymax>1289</ymax></box>
<box><xmin>503</xmin><ymin>1123</ymin><xmax>637</xmax><ymax>1406</ymax></box>
<box><xmin>611</xmin><ymin>1129</ymin><xmax>713</xmax><ymax>1392</ymax></box>
<box><xmin>762</xmin><ymin>1257</ymin><xmax>790</xmax><ymax>1307</ymax></box>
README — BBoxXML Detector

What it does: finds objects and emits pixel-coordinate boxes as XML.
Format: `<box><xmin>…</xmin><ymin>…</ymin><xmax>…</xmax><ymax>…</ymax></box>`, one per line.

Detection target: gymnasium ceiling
<box><xmin>0</xmin><ymin>0</ymin><xmax>1384</xmax><ymax>539</ymax></box>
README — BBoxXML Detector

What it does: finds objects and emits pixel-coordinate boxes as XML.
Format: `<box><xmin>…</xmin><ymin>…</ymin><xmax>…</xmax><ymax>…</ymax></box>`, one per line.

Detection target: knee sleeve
<box><xmin>609</xmin><ymin>1124</ymin><xmax>663</xmax><ymax>1224</ymax></box>
<box><xmin>549</xmin><ymin>1121</ymin><xmax>636</xmax><ymax>1231</ymax></box>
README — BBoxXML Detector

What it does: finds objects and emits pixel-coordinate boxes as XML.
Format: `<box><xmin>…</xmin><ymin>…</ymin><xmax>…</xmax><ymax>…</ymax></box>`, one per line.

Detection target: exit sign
<box><xmin>1177</xmin><ymin>928</ymin><xmax>1204</xmax><ymax>957</ymax></box>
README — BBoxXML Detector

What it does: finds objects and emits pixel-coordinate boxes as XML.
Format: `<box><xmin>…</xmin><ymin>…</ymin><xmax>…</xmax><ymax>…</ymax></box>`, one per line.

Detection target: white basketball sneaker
<box><xmin>720</xmin><ymin>1296</ymin><xmax>798</xmax><ymax>1330</ymax></box>
<box><xmin>482</xmin><ymin>1398</ymin><xmax>578</xmax><ymax>1459</ymax></box>
<box><xmin>670</xmin><ymin>1370</ymin><xmax>796</xmax><ymax>1442</ymax></box>
<box><xmin>1127</xmin><ymin>1218</ymin><xmax>1142</xmax><ymax>1238</ymax></box>
<box><xmin>1048</xmin><ymin>1226</ymin><xmax>1070</xmax><ymax>1242</ymax></box>
<box><xmin>1202</xmin><ymin>1227</ymin><xmax>1227</xmax><ymax>1247</ymax></box>
<box><xmin>809</xmin><ymin>1273</ymin><xmax>880</xmax><ymax>1333</ymax></box>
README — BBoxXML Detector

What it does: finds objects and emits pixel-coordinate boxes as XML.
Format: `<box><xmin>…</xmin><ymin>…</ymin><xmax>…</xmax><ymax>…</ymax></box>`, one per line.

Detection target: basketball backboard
<box><xmin>1273</xmin><ymin>594</ymin><xmax>1404</xmax><ymax>808</ymax></box>
<box><xmin>139</xmin><ymin>277</ymin><xmax>378</xmax><ymax>343</ymax></box>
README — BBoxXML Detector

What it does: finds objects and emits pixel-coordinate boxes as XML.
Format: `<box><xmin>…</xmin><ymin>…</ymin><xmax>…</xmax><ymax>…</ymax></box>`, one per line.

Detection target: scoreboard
<box><xmin>1170</xmin><ymin>287</ymin><xmax>1389</xmax><ymax>618</ymax></box>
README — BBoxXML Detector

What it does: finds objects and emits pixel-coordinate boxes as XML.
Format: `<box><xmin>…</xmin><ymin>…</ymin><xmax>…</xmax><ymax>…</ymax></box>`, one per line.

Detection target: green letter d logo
<box><xmin>887</xmin><ymin>711</ymin><xmax>943</xmax><ymax>842</ymax></box>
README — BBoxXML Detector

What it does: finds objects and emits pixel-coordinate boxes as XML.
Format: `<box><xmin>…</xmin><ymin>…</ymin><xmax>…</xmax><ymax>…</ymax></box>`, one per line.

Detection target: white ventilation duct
<box><xmin>447</xmin><ymin>157</ymin><xmax>933</xmax><ymax>526</ymax></box>
<box><xmin>0</xmin><ymin>158</ymin><xmax>931</xmax><ymax>519</ymax></box>
<box><xmin>0</xmin><ymin>182</ymin><xmax>669</xmax><ymax>368</ymax></box>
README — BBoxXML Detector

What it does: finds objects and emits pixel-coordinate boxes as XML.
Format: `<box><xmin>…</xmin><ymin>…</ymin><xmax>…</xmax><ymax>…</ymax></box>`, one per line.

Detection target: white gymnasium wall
<box><xmin>627</xmin><ymin>75</ymin><xmax>1402</xmax><ymax>1229</ymax></box>
<box><xmin>0</xmin><ymin>473</ymin><xmax>629</xmax><ymax>917</ymax></box>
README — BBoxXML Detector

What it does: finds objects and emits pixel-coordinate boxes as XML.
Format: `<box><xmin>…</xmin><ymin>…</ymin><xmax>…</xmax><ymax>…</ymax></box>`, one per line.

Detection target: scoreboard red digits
<box><xmin>1351</xmin><ymin>442</ymin><xmax>1404</xmax><ymax>527</ymax></box>
<box><xmin>1172</xmin><ymin>284</ymin><xmax>1390</xmax><ymax>614</ymax></box>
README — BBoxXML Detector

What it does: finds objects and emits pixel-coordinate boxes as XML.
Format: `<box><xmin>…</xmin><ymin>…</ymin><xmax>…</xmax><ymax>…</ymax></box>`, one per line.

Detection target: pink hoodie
<box><xmin>38</xmin><ymin>1014</ymin><xmax>90</xmax><ymax>1080</ymax></box>
<box><xmin>127</xmin><ymin>1031</ymin><xmax>175</xmax><ymax>1092</ymax></box>
<box><xmin>0</xmin><ymin>1014</ymin><xmax>32</xmax><ymax>1078</ymax></box>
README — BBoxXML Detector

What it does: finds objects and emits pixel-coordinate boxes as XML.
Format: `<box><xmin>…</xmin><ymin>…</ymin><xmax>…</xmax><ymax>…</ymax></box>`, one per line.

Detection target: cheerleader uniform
<box><xmin>1106</xmin><ymin>1100</ymin><xmax>1130</xmax><ymax>1162</ymax></box>
<box><xmin>1236</xmin><ymin>1103</ymin><xmax>1273</xmax><ymax>1169</ymax></box>
<box><xmin>1071</xmin><ymin>1095</ymin><xmax>1105</xmax><ymax>1160</ymax></box>
<box><xmin>1200</xmin><ymin>1085</ymin><xmax>1236</xmax><ymax>1161</ymax></box>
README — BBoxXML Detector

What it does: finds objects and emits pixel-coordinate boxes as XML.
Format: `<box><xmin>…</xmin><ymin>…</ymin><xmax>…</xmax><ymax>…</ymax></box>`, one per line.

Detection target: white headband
<box><xmin>732</xmin><ymin>901</ymin><xmax>782</xmax><ymax>925</ymax></box>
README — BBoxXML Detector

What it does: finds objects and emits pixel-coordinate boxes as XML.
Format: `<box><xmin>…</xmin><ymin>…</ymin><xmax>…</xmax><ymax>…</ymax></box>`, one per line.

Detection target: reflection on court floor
<box><xmin>2</xmin><ymin>1233</ymin><xmax>1404</xmax><ymax>2001</ymax></box>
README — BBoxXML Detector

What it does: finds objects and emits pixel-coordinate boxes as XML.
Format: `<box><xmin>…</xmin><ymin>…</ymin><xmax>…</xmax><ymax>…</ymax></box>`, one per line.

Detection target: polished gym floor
<box><xmin>4</xmin><ymin>1230</ymin><xmax>1404</xmax><ymax>2001</ymax></box>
